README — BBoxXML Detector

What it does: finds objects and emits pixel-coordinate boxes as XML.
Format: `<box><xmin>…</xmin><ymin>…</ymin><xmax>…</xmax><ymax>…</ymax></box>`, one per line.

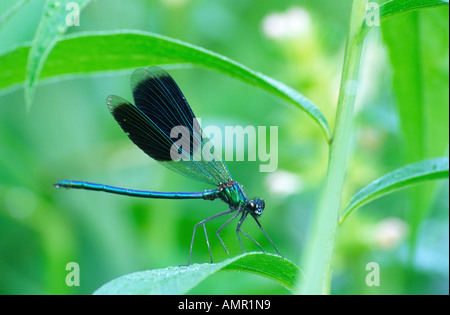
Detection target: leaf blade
<box><xmin>25</xmin><ymin>0</ymin><xmax>91</xmax><ymax>109</ymax></box>
<box><xmin>380</xmin><ymin>0</ymin><xmax>449</xmax><ymax>21</ymax></box>
<box><xmin>381</xmin><ymin>6</ymin><xmax>449</xmax><ymax>257</ymax></box>
<box><xmin>1</xmin><ymin>30</ymin><xmax>331</xmax><ymax>141</ymax></box>
<box><xmin>339</xmin><ymin>157</ymin><xmax>449</xmax><ymax>224</ymax></box>
<box><xmin>93</xmin><ymin>253</ymin><xmax>301</xmax><ymax>295</ymax></box>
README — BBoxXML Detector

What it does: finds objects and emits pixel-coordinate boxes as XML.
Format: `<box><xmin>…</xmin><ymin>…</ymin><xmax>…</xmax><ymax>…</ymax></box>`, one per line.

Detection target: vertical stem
<box><xmin>297</xmin><ymin>0</ymin><xmax>368</xmax><ymax>294</ymax></box>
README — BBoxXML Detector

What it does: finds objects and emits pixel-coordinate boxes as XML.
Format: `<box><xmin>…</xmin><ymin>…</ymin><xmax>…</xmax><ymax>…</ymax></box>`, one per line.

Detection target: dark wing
<box><xmin>107</xmin><ymin>66</ymin><xmax>232</xmax><ymax>186</ymax></box>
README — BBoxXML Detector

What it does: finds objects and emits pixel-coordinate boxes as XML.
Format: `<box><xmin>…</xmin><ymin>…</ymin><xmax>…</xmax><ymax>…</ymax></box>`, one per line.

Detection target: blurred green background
<box><xmin>0</xmin><ymin>0</ymin><xmax>448</xmax><ymax>294</ymax></box>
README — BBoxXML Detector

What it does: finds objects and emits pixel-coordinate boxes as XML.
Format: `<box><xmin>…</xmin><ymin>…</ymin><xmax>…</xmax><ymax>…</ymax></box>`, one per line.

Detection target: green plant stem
<box><xmin>297</xmin><ymin>0</ymin><xmax>368</xmax><ymax>295</ymax></box>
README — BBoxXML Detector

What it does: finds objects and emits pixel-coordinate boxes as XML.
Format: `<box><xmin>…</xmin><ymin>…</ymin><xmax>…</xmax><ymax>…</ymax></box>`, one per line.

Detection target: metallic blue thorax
<box><xmin>217</xmin><ymin>181</ymin><xmax>247</xmax><ymax>210</ymax></box>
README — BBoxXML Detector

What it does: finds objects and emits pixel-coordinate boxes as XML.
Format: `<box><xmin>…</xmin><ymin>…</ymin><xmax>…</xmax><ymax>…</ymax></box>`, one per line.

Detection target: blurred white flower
<box><xmin>262</xmin><ymin>7</ymin><xmax>312</xmax><ymax>40</ymax></box>
<box><xmin>374</xmin><ymin>217</ymin><xmax>409</xmax><ymax>249</ymax></box>
<box><xmin>265</xmin><ymin>170</ymin><xmax>303</xmax><ymax>199</ymax></box>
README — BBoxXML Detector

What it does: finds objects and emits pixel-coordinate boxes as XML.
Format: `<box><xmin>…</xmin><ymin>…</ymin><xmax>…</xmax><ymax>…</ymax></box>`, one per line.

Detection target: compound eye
<box><xmin>260</xmin><ymin>200</ymin><xmax>265</xmax><ymax>210</ymax></box>
<box><xmin>248</xmin><ymin>201</ymin><xmax>256</xmax><ymax>209</ymax></box>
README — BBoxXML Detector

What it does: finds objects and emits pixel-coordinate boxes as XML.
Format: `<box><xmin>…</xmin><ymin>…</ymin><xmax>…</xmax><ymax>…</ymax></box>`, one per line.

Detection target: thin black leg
<box><xmin>236</xmin><ymin>212</ymin><xmax>248</xmax><ymax>253</ymax></box>
<box><xmin>253</xmin><ymin>216</ymin><xmax>284</xmax><ymax>258</ymax></box>
<box><xmin>188</xmin><ymin>210</ymin><xmax>232</xmax><ymax>265</ymax></box>
<box><xmin>235</xmin><ymin>212</ymin><xmax>265</xmax><ymax>253</ymax></box>
<box><xmin>203</xmin><ymin>223</ymin><xmax>213</xmax><ymax>263</ymax></box>
<box><xmin>216</xmin><ymin>211</ymin><xmax>241</xmax><ymax>254</ymax></box>
<box><xmin>238</xmin><ymin>228</ymin><xmax>265</xmax><ymax>253</ymax></box>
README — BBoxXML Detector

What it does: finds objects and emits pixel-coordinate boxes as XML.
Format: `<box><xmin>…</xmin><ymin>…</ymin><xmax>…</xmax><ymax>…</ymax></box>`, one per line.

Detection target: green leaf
<box><xmin>361</xmin><ymin>0</ymin><xmax>448</xmax><ymax>38</ymax></box>
<box><xmin>0</xmin><ymin>31</ymin><xmax>331</xmax><ymax>141</ymax></box>
<box><xmin>381</xmin><ymin>7</ymin><xmax>449</xmax><ymax>257</ymax></box>
<box><xmin>380</xmin><ymin>0</ymin><xmax>449</xmax><ymax>21</ymax></box>
<box><xmin>94</xmin><ymin>253</ymin><xmax>301</xmax><ymax>295</ymax></box>
<box><xmin>25</xmin><ymin>0</ymin><xmax>91</xmax><ymax>109</ymax></box>
<box><xmin>0</xmin><ymin>0</ymin><xmax>30</xmax><ymax>28</ymax></box>
<box><xmin>339</xmin><ymin>157</ymin><xmax>449</xmax><ymax>224</ymax></box>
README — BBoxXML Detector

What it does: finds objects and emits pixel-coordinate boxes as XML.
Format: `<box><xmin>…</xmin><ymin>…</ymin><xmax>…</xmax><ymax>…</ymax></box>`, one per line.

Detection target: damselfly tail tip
<box><xmin>53</xmin><ymin>181</ymin><xmax>67</xmax><ymax>188</ymax></box>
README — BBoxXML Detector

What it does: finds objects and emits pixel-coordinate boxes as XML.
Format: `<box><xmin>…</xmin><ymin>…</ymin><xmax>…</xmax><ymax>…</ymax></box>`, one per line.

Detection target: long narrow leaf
<box><xmin>0</xmin><ymin>0</ymin><xmax>30</xmax><ymax>28</ymax></box>
<box><xmin>94</xmin><ymin>253</ymin><xmax>301</xmax><ymax>295</ymax></box>
<box><xmin>0</xmin><ymin>31</ymin><xmax>331</xmax><ymax>141</ymax></box>
<box><xmin>381</xmin><ymin>6</ymin><xmax>449</xmax><ymax>257</ymax></box>
<box><xmin>361</xmin><ymin>0</ymin><xmax>448</xmax><ymax>37</ymax></box>
<box><xmin>380</xmin><ymin>0</ymin><xmax>448</xmax><ymax>21</ymax></box>
<box><xmin>339</xmin><ymin>157</ymin><xmax>449</xmax><ymax>224</ymax></box>
<box><xmin>25</xmin><ymin>0</ymin><xmax>91</xmax><ymax>109</ymax></box>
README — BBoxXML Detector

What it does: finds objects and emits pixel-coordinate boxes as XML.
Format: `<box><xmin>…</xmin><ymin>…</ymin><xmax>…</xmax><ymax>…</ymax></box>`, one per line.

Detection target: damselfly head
<box><xmin>247</xmin><ymin>198</ymin><xmax>265</xmax><ymax>216</ymax></box>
